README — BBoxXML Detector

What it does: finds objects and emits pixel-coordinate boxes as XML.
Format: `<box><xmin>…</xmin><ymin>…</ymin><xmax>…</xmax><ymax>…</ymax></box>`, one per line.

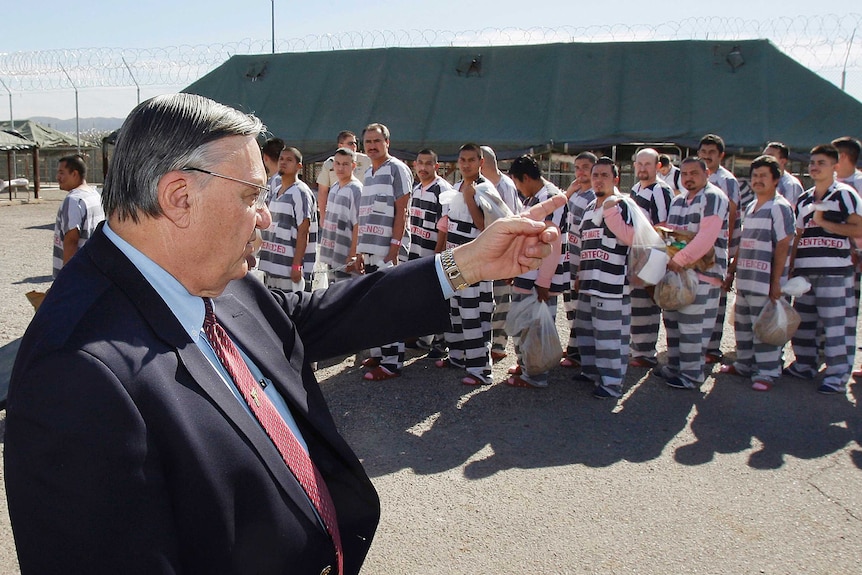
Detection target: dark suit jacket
<box><xmin>5</xmin><ymin>226</ymin><xmax>449</xmax><ymax>574</ymax></box>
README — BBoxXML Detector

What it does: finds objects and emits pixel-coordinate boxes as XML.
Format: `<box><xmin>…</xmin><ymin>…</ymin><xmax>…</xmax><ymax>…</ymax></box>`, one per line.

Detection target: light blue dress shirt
<box><xmin>102</xmin><ymin>223</ymin><xmax>310</xmax><ymax>453</ymax></box>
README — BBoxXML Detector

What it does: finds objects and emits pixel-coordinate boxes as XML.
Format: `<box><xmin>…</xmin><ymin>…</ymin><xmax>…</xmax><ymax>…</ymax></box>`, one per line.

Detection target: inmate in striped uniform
<box><xmin>319</xmin><ymin>177</ymin><xmax>362</xmax><ymax>282</ymax></box>
<box><xmin>53</xmin><ymin>186</ymin><xmax>105</xmax><ymax>278</ymax></box>
<box><xmin>661</xmin><ymin>183</ymin><xmax>729</xmax><ymax>388</ymax></box>
<box><xmin>837</xmin><ymin>171</ymin><xmax>862</xmax><ymax>321</ymax></box>
<box><xmin>511</xmin><ymin>184</ymin><xmax>568</xmax><ymax>387</ymax></box>
<box><xmin>839</xmin><ymin>171</ymin><xmax>862</xmax><ymax>195</ymax></box>
<box><xmin>707</xmin><ymin>166</ymin><xmax>742</xmax><ymax>358</ymax></box>
<box><xmin>787</xmin><ymin>182</ymin><xmax>862</xmax><ymax>392</ymax></box>
<box><xmin>562</xmin><ymin>188</ymin><xmax>596</xmax><ymax>361</ymax></box>
<box><xmin>408</xmin><ymin>175</ymin><xmax>450</xmax><ymax>260</ymax></box>
<box><xmin>729</xmin><ymin>195</ymin><xmax>795</xmax><ymax>385</ymax></box>
<box><xmin>778</xmin><ymin>171</ymin><xmax>804</xmax><ymax>208</ymax></box>
<box><xmin>574</xmin><ymin>196</ymin><xmax>634</xmax><ymax>397</ymax></box>
<box><xmin>264</xmin><ymin>173</ymin><xmax>281</xmax><ymax>207</ymax></box>
<box><xmin>838</xmin><ymin>171</ymin><xmax>862</xmax><ymax>324</ymax></box>
<box><xmin>490</xmin><ymin>174</ymin><xmax>523</xmax><ymax>356</ymax></box>
<box><xmin>258</xmin><ymin>180</ymin><xmax>318</xmax><ymax>293</ymax></box>
<box><xmin>629</xmin><ymin>179</ymin><xmax>673</xmax><ymax>364</ymax></box>
<box><xmin>357</xmin><ymin>157</ymin><xmax>413</xmax><ymax>262</ymax></box>
<box><xmin>409</xmin><ymin>175</ymin><xmax>450</xmax><ymax>353</ymax></box>
<box><xmin>358</xmin><ymin>156</ymin><xmax>413</xmax><ymax>373</ymax></box>
<box><xmin>438</xmin><ymin>179</ymin><xmax>494</xmax><ymax>384</ymax></box>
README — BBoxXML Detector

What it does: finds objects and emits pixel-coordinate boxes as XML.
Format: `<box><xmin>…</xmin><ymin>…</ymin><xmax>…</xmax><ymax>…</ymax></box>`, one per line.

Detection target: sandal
<box><xmin>361</xmin><ymin>357</ymin><xmax>380</xmax><ymax>368</ymax></box>
<box><xmin>363</xmin><ymin>366</ymin><xmax>399</xmax><ymax>381</ymax></box>
<box><xmin>751</xmin><ymin>379</ymin><xmax>773</xmax><ymax>392</ymax></box>
<box><xmin>560</xmin><ymin>357</ymin><xmax>580</xmax><ymax>368</ymax></box>
<box><xmin>490</xmin><ymin>350</ymin><xmax>508</xmax><ymax>362</ymax></box>
<box><xmin>505</xmin><ymin>375</ymin><xmax>546</xmax><ymax>389</ymax></box>
<box><xmin>507</xmin><ymin>364</ymin><xmax>523</xmax><ymax>376</ymax></box>
<box><xmin>434</xmin><ymin>358</ymin><xmax>454</xmax><ymax>369</ymax></box>
<box><xmin>719</xmin><ymin>364</ymin><xmax>747</xmax><ymax>376</ymax></box>
<box><xmin>461</xmin><ymin>374</ymin><xmax>490</xmax><ymax>386</ymax></box>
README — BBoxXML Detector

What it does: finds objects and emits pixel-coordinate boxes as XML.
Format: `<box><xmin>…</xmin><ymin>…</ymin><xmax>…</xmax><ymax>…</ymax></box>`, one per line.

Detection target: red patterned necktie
<box><xmin>202</xmin><ymin>297</ymin><xmax>343</xmax><ymax>574</ymax></box>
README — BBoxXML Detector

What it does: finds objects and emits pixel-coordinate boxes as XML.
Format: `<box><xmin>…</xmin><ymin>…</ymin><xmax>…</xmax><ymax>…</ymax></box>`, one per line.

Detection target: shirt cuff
<box><xmin>434</xmin><ymin>254</ymin><xmax>455</xmax><ymax>299</ymax></box>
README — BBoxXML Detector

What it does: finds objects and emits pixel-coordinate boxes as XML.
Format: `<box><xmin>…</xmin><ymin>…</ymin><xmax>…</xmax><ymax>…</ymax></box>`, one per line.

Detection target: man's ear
<box><xmin>157</xmin><ymin>171</ymin><xmax>193</xmax><ymax>228</ymax></box>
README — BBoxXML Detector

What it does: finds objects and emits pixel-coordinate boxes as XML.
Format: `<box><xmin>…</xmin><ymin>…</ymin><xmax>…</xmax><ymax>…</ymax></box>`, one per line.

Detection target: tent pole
<box><xmin>33</xmin><ymin>147</ymin><xmax>40</xmax><ymax>199</ymax></box>
<box><xmin>60</xmin><ymin>65</ymin><xmax>81</xmax><ymax>154</ymax></box>
<box><xmin>270</xmin><ymin>0</ymin><xmax>276</xmax><ymax>54</ymax></box>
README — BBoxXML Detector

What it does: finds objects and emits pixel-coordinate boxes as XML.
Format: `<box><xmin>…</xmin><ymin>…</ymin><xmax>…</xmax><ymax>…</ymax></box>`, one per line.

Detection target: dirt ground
<box><xmin>1</xmin><ymin>192</ymin><xmax>860</xmax><ymax>574</ymax></box>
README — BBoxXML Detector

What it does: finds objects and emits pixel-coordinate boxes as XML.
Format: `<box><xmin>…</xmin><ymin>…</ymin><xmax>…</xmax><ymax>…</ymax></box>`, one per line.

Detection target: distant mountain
<box><xmin>27</xmin><ymin>116</ymin><xmax>124</xmax><ymax>133</ymax></box>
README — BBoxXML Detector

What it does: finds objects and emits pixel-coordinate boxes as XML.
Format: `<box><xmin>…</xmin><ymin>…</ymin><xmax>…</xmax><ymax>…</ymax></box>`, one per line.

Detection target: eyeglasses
<box><xmin>182</xmin><ymin>167</ymin><xmax>269</xmax><ymax>209</ymax></box>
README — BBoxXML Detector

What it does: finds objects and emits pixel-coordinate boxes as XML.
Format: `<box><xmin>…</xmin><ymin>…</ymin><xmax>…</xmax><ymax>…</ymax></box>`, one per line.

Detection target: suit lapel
<box><xmin>213</xmin><ymin>293</ymin><xmax>310</xmax><ymax>416</ymax></box>
<box><xmin>87</xmin><ymin>229</ymin><xmax>321</xmax><ymax>530</ymax></box>
<box><xmin>213</xmin><ymin>291</ymin><xmax>366</xmax><ymax>497</ymax></box>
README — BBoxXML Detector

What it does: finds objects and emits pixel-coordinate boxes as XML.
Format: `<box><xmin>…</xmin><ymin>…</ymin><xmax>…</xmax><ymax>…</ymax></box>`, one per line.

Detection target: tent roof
<box><xmin>184</xmin><ymin>39</ymin><xmax>862</xmax><ymax>158</ymax></box>
<box><xmin>0</xmin><ymin>120</ymin><xmax>95</xmax><ymax>149</ymax></box>
<box><xmin>0</xmin><ymin>130</ymin><xmax>36</xmax><ymax>151</ymax></box>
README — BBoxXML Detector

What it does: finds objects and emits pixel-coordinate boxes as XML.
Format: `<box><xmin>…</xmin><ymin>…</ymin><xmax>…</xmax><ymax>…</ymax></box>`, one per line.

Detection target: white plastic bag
<box><xmin>754</xmin><ymin>298</ymin><xmax>801</xmax><ymax>346</ymax></box>
<box><xmin>473</xmin><ymin>181</ymin><xmax>514</xmax><ymax>224</ymax></box>
<box><xmin>622</xmin><ymin>197</ymin><xmax>668</xmax><ymax>286</ymax></box>
<box><xmin>505</xmin><ymin>293</ymin><xmax>563</xmax><ymax>376</ymax></box>
<box><xmin>312</xmin><ymin>261</ymin><xmax>329</xmax><ymax>291</ymax></box>
<box><xmin>653</xmin><ymin>269</ymin><xmax>698</xmax><ymax>310</ymax></box>
<box><xmin>781</xmin><ymin>276</ymin><xmax>812</xmax><ymax>298</ymax></box>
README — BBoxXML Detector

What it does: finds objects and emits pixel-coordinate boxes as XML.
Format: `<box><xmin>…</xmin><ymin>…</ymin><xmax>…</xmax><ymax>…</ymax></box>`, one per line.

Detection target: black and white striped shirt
<box><xmin>258</xmin><ymin>180</ymin><xmax>318</xmax><ymax>283</ymax></box>
<box><xmin>630</xmin><ymin>179</ymin><xmax>673</xmax><ymax>225</ymax></box>
<box><xmin>736</xmin><ymin>195</ymin><xmax>795</xmax><ymax>295</ymax></box>
<box><xmin>319</xmin><ymin>178</ymin><xmax>362</xmax><ymax>268</ymax></box>
<box><xmin>578</xmin><ymin>197</ymin><xmax>634</xmax><ymax>298</ymax></box>
<box><xmin>666</xmin><ymin>183</ymin><xmax>729</xmax><ymax>283</ymax></box>
<box><xmin>409</xmin><ymin>176</ymin><xmax>451</xmax><ymax>259</ymax></box>
<box><xmin>793</xmin><ymin>181</ymin><xmax>862</xmax><ymax>276</ymax></box>
<box><xmin>357</xmin><ymin>157</ymin><xmax>413</xmax><ymax>258</ymax></box>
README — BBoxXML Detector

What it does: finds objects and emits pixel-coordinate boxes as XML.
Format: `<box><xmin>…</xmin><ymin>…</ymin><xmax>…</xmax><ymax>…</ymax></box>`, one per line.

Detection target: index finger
<box><xmin>520</xmin><ymin>193</ymin><xmax>567</xmax><ymax>222</ymax></box>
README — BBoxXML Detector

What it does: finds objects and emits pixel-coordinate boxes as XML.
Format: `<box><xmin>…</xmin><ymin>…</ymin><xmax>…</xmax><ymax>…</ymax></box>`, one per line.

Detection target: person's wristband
<box><xmin>390</xmin><ymin>238</ymin><xmax>401</xmax><ymax>246</ymax></box>
<box><xmin>292</xmin><ymin>264</ymin><xmax>302</xmax><ymax>271</ymax></box>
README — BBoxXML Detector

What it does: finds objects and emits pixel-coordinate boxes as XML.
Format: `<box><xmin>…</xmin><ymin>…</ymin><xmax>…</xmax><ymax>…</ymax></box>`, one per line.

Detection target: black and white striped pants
<box><xmin>576</xmin><ymin>292</ymin><xmax>631</xmax><ymax>392</ymax></box>
<box><xmin>663</xmin><ymin>282</ymin><xmax>720</xmax><ymax>384</ymax></box>
<box><xmin>630</xmin><ymin>286</ymin><xmax>661</xmax><ymax>359</ymax></box>
<box><xmin>445</xmin><ymin>280</ymin><xmax>494</xmax><ymax>382</ymax></box>
<box><xmin>790</xmin><ymin>274</ymin><xmax>856</xmax><ymax>389</ymax></box>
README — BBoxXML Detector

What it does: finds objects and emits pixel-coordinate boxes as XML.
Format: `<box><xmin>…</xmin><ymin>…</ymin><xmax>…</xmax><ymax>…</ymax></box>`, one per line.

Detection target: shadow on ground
<box><xmin>321</xmin><ymin>357</ymin><xmax>861</xmax><ymax>477</ymax></box>
<box><xmin>12</xmin><ymin>276</ymin><xmax>52</xmax><ymax>285</ymax></box>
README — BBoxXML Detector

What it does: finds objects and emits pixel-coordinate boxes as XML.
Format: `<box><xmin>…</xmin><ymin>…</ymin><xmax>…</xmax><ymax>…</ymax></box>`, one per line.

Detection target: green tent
<box><xmin>183</xmin><ymin>39</ymin><xmax>862</xmax><ymax>159</ymax></box>
<box><xmin>0</xmin><ymin>130</ymin><xmax>36</xmax><ymax>150</ymax></box>
<box><xmin>0</xmin><ymin>120</ymin><xmax>95</xmax><ymax>149</ymax></box>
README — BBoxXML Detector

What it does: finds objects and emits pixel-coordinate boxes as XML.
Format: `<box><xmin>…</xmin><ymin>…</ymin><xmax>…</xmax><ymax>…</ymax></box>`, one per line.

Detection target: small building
<box><xmin>0</xmin><ymin>130</ymin><xmax>39</xmax><ymax>200</ymax></box>
<box><xmin>0</xmin><ymin>120</ymin><xmax>99</xmax><ymax>185</ymax></box>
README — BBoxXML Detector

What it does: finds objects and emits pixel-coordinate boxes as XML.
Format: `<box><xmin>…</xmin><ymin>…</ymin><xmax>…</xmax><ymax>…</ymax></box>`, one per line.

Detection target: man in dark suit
<box><xmin>4</xmin><ymin>93</ymin><xmax>564</xmax><ymax>574</ymax></box>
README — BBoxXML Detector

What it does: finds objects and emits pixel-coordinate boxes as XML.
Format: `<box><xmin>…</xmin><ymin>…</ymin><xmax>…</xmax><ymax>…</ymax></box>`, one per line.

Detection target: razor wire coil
<box><xmin>1</xmin><ymin>15</ymin><xmax>860</xmax><ymax>92</ymax></box>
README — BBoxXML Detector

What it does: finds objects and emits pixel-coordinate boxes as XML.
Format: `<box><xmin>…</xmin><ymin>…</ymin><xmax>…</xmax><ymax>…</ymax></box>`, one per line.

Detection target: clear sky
<box><xmin>2</xmin><ymin>1</ymin><xmax>859</xmax><ymax>120</ymax></box>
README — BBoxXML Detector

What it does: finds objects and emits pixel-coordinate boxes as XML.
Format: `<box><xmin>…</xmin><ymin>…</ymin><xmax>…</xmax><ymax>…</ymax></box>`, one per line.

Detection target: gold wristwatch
<box><xmin>440</xmin><ymin>248</ymin><xmax>469</xmax><ymax>290</ymax></box>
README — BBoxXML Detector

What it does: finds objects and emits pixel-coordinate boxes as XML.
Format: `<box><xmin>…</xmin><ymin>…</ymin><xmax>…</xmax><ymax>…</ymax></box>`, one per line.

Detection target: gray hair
<box><xmin>102</xmin><ymin>93</ymin><xmax>264</xmax><ymax>222</ymax></box>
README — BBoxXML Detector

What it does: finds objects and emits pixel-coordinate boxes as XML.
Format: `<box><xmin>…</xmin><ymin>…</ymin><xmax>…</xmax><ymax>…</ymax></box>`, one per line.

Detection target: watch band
<box><xmin>440</xmin><ymin>248</ymin><xmax>469</xmax><ymax>291</ymax></box>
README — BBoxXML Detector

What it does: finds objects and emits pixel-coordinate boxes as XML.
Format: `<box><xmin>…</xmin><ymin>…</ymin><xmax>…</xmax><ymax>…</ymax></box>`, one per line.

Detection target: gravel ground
<box><xmin>1</xmin><ymin>193</ymin><xmax>860</xmax><ymax>574</ymax></box>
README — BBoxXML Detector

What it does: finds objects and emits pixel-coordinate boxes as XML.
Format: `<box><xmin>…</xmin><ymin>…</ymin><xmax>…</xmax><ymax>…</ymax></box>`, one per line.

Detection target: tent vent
<box><xmin>726</xmin><ymin>46</ymin><xmax>745</xmax><ymax>72</ymax></box>
<box><xmin>245</xmin><ymin>61</ymin><xmax>268</xmax><ymax>82</ymax></box>
<box><xmin>456</xmin><ymin>55</ymin><xmax>482</xmax><ymax>77</ymax></box>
